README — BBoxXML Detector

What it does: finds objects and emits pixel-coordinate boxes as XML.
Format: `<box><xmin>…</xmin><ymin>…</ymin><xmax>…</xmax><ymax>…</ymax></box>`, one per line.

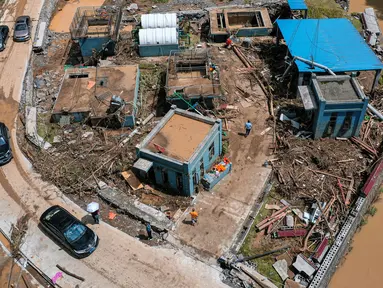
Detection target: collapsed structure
<box><xmin>134</xmin><ymin>107</ymin><xmax>222</xmax><ymax>196</ymax></box>
<box><xmin>209</xmin><ymin>7</ymin><xmax>273</xmax><ymax>42</ymax></box>
<box><xmin>52</xmin><ymin>65</ymin><xmax>140</xmax><ymax>127</ymax></box>
<box><xmin>166</xmin><ymin>49</ymin><xmax>222</xmax><ymax>108</ymax></box>
<box><xmin>70</xmin><ymin>6</ymin><xmax>122</xmax><ymax>59</ymax></box>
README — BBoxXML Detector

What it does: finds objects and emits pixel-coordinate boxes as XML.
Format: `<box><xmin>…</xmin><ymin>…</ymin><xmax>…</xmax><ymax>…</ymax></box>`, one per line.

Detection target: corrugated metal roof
<box><xmin>277</xmin><ymin>18</ymin><xmax>383</xmax><ymax>73</ymax></box>
<box><xmin>287</xmin><ymin>0</ymin><xmax>307</xmax><ymax>10</ymax></box>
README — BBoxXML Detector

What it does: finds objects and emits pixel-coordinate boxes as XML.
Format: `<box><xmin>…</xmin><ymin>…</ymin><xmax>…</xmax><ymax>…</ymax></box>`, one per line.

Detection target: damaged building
<box><xmin>70</xmin><ymin>6</ymin><xmax>122</xmax><ymax>59</ymax></box>
<box><xmin>51</xmin><ymin>65</ymin><xmax>140</xmax><ymax>128</ymax></box>
<box><xmin>166</xmin><ymin>49</ymin><xmax>222</xmax><ymax>109</ymax></box>
<box><xmin>209</xmin><ymin>7</ymin><xmax>273</xmax><ymax>42</ymax></box>
<box><xmin>134</xmin><ymin>107</ymin><xmax>222</xmax><ymax>196</ymax></box>
<box><xmin>298</xmin><ymin>74</ymin><xmax>368</xmax><ymax>139</ymax></box>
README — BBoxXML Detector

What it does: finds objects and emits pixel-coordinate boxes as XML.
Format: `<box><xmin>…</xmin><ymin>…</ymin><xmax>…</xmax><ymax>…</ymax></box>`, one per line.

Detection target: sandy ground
<box><xmin>172</xmin><ymin>99</ymin><xmax>272</xmax><ymax>259</ymax></box>
<box><xmin>49</xmin><ymin>0</ymin><xmax>105</xmax><ymax>33</ymax></box>
<box><xmin>0</xmin><ymin>0</ymin><xmax>228</xmax><ymax>287</ymax></box>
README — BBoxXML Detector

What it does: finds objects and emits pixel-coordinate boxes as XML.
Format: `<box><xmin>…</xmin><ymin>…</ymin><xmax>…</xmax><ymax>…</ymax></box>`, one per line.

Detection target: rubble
<box><xmin>273</xmin><ymin>259</ymin><xmax>288</xmax><ymax>281</ymax></box>
<box><xmin>98</xmin><ymin>186</ymin><xmax>174</xmax><ymax>231</ymax></box>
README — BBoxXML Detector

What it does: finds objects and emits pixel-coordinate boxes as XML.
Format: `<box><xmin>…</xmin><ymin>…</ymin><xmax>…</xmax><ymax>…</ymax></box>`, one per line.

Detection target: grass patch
<box><xmin>369</xmin><ymin>206</ymin><xmax>378</xmax><ymax>216</ymax></box>
<box><xmin>306</xmin><ymin>0</ymin><xmax>345</xmax><ymax>18</ymax></box>
<box><xmin>37</xmin><ymin>113</ymin><xmax>59</xmax><ymax>143</ymax></box>
<box><xmin>222</xmin><ymin>141</ymin><xmax>229</xmax><ymax>155</ymax></box>
<box><xmin>152</xmin><ymin>0</ymin><xmax>168</xmax><ymax>3</ymax></box>
<box><xmin>253</xmin><ymin>256</ymin><xmax>283</xmax><ymax>287</ymax></box>
<box><xmin>239</xmin><ymin>189</ymin><xmax>284</xmax><ymax>287</ymax></box>
<box><xmin>360</xmin><ymin>217</ymin><xmax>368</xmax><ymax>227</ymax></box>
<box><xmin>351</xmin><ymin>18</ymin><xmax>363</xmax><ymax>31</ymax></box>
<box><xmin>139</xmin><ymin>63</ymin><xmax>158</xmax><ymax>70</ymax></box>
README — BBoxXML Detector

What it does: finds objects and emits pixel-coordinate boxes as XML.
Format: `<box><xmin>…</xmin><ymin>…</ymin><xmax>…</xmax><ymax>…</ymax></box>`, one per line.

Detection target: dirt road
<box><xmin>0</xmin><ymin>0</ymin><xmax>227</xmax><ymax>287</ymax></box>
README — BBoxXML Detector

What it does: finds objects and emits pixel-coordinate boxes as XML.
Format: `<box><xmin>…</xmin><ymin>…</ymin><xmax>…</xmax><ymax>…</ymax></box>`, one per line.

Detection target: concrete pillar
<box><xmin>371</xmin><ymin>69</ymin><xmax>382</xmax><ymax>94</ymax></box>
<box><xmin>298</xmin><ymin>73</ymin><xmax>304</xmax><ymax>86</ymax></box>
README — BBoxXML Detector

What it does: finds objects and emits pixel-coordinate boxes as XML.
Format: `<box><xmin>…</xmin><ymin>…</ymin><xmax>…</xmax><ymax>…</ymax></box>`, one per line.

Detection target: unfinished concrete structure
<box><xmin>209</xmin><ymin>8</ymin><xmax>273</xmax><ymax>42</ymax></box>
<box><xmin>52</xmin><ymin>65</ymin><xmax>140</xmax><ymax>128</ymax></box>
<box><xmin>70</xmin><ymin>6</ymin><xmax>122</xmax><ymax>58</ymax></box>
<box><xmin>135</xmin><ymin>107</ymin><xmax>222</xmax><ymax>196</ymax></box>
<box><xmin>166</xmin><ymin>49</ymin><xmax>222</xmax><ymax>108</ymax></box>
<box><xmin>298</xmin><ymin>74</ymin><xmax>368</xmax><ymax>139</ymax></box>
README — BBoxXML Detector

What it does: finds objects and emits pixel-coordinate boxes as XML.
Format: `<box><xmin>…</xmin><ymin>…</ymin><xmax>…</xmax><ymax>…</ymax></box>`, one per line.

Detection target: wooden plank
<box><xmin>121</xmin><ymin>171</ymin><xmax>143</xmax><ymax>190</ymax></box>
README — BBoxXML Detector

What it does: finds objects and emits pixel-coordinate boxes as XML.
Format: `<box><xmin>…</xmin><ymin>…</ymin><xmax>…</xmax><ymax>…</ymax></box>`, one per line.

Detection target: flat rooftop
<box><xmin>318</xmin><ymin>79</ymin><xmax>362</xmax><ymax>103</ymax></box>
<box><xmin>53</xmin><ymin>65</ymin><xmax>138</xmax><ymax>118</ymax></box>
<box><xmin>146</xmin><ymin>114</ymin><xmax>213</xmax><ymax>161</ymax></box>
<box><xmin>277</xmin><ymin>18</ymin><xmax>383</xmax><ymax>73</ymax></box>
<box><xmin>209</xmin><ymin>7</ymin><xmax>272</xmax><ymax>35</ymax></box>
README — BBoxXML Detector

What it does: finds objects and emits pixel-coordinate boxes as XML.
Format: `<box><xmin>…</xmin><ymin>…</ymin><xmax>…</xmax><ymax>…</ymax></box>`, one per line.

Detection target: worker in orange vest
<box><xmin>190</xmin><ymin>208</ymin><xmax>199</xmax><ymax>226</ymax></box>
<box><xmin>225</xmin><ymin>38</ymin><xmax>233</xmax><ymax>49</ymax></box>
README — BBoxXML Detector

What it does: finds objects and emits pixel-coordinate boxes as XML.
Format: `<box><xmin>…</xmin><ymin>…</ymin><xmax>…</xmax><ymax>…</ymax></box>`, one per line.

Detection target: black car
<box><xmin>0</xmin><ymin>122</ymin><xmax>12</xmax><ymax>165</ymax></box>
<box><xmin>13</xmin><ymin>16</ymin><xmax>31</xmax><ymax>42</ymax></box>
<box><xmin>0</xmin><ymin>25</ymin><xmax>9</xmax><ymax>51</ymax></box>
<box><xmin>40</xmin><ymin>206</ymin><xmax>99</xmax><ymax>258</ymax></box>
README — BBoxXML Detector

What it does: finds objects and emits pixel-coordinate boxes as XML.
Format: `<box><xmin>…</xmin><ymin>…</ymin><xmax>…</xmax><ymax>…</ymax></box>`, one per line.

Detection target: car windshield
<box><xmin>63</xmin><ymin>223</ymin><xmax>86</xmax><ymax>243</ymax></box>
<box><xmin>0</xmin><ymin>137</ymin><xmax>6</xmax><ymax>146</ymax></box>
<box><xmin>15</xmin><ymin>24</ymin><xmax>27</xmax><ymax>31</ymax></box>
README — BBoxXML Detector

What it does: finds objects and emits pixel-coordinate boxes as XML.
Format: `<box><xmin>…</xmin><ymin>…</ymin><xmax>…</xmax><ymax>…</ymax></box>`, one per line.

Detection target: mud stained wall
<box><xmin>309</xmin><ymin>172</ymin><xmax>383</xmax><ymax>288</ymax></box>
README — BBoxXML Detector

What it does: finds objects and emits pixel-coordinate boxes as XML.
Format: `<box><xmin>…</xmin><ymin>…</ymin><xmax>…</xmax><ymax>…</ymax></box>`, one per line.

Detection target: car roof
<box><xmin>41</xmin><ymin>206</ymin><xmax>77</xmax><ymax>231</ymax></box>
<box><xmin>16</xmin><ymin>16</ymin><xmax>29</xmax><ymax>22</ymax></box>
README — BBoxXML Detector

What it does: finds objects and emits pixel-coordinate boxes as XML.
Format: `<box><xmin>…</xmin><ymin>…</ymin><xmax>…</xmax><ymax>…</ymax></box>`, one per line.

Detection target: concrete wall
<box><xmin>122</xmin><ymin>67</ymin><xmax>141</xmax><ymax>127</ymax></box>
<box><xmin>139</xmin><ymin>44</ymin><xmax>179</xmax><ymax>57</ymax></box>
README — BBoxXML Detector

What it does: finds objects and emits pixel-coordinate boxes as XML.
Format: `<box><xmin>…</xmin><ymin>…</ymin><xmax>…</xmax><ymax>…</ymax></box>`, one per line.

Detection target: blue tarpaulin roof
<box><xmin>277</xmin><ymin>18</ymin><xmax>383</xmax><ymax>73</ymax></box>
<box><xmin>287</xmin><ymin>0</ymin><xmax>307</xmax><ymax>11</ymax></box>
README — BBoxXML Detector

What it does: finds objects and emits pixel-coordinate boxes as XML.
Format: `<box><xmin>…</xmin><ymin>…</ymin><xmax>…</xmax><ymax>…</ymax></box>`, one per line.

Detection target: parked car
<box><xmin>0</xmin><ymin>25</ymin><xmax>9</xmax><ymax>51</ymax></box>
<box><xmin>0</xmin><ymin>122</ymin><xmax>12</xmax><ymax>165</ymax></box>
<box><xmin>13</xmin><ymin>16</ymin><xmax>31</xmax><ymax>42</ymax></box>
<box><xmin>40</xmin><ymin>205</ymin><xmax>99</xmax><ymax>258</ymax></box>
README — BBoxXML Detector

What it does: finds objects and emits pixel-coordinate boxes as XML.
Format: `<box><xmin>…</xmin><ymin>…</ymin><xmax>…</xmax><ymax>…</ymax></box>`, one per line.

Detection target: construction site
<box><xmin>0</xmin><ymin>0</ymin><xmax>382</xmax><ymax>287</ymax></box>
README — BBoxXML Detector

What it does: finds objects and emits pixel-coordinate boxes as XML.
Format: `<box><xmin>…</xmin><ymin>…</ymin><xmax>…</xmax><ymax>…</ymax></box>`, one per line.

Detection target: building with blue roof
<box><xmin>276</xmin><ymin>18</ymin><xmax>383</xmax><ymax>92</ymax></box>
<box><xmin>287</xmin><ymin>0</ymin><xmax>308</xmax><ymax>18</ymax></box>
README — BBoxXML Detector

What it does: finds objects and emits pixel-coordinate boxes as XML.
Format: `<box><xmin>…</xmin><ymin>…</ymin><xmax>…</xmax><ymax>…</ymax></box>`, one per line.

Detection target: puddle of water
<box><xmin>49</xmin><ymin>0</ymin><xmax>105</xmax><ymax>33</ymax></box>
<box><xmin>349</xmin><ymin>0</ymin><xmax>383</xmax><ymax>29</ymax></box>
<box><xmin>330</xmin><ymin>196</ymin><xmax>383</xmax><ymax>287</ymax></box>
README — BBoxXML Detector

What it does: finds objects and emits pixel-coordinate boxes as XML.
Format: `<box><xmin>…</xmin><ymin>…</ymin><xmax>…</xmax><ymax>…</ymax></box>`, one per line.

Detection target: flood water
<box><xmin>330</xmin><ymin>2</ymin><xmax>383</xmax><ymax>286</ymax></box>
<box><xmin>349</xmin><ymin>0</ymin><xmax>383</xmax><ymax>28</ymax></box>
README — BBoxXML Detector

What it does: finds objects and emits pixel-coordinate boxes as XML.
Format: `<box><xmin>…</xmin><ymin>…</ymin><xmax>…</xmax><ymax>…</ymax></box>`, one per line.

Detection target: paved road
<box><xmin>0</xmin><ymin>0</ymin><xmax>227</xmax><ymax>287</ymax></box>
